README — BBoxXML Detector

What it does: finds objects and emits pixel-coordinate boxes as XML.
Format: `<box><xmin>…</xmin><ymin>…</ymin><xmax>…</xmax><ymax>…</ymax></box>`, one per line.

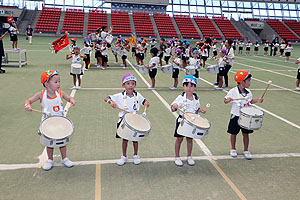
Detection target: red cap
<box><xmin>234</xmin><ymin>70</ymin><xmax>251</xmax><ymax>83</ymax></box>
<box><xmin>41</xmin><ymin>70</ymin><xmax>59</xmax><ymax>84</ymax></box>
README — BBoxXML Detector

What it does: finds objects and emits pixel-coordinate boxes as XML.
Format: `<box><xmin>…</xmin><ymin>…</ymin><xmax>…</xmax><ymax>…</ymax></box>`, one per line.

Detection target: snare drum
<box><xmin>117</xmin><ymin>113</ymin><xmax>151</xmax><ymax>142</ymax></box>
<box><xmin>161</xmin><ymin>65</ymin><xmax>173</xmax><ymax>74</ymax></box>
<box><xmin>185</xmin><ymin>65</ymin><xmax>196</xmax><ymax>75</ymax></box>
<box><xmin>238</xmin><ymin>107</ymin><xmax>264</xmax><ymax>130</ymax></box>
<box><xmin>88</xmin><ymin>33</ymin><xmax>98</xmax><ymax>42</ymax></box>
<box><xmin>177</xmin><ymin>113</ymin><xmax>210</xmax><ymax>139</ymax></box>
<box><xmin>138</xmin><ymin>65</ymin><xmax>149</xmax><ymax>74</ymax></box>
<box><xmin>104</xmin><ymin>34</ymin><xmax>114</xmax><ymax>45</ymax></box>
<box><xmin>71</xmin><ymin>64</ymin><xmax>82</xmax><ymax>75</ymax></box>
<box><xmin>207</xmin><ymin>65</ymin><xmax>219</xmax><ymax>74</ymax></box>
<box><xmin>38</xmin><ymin>116</ymin><xmax>74</xmax><ymax>147</ymax></box>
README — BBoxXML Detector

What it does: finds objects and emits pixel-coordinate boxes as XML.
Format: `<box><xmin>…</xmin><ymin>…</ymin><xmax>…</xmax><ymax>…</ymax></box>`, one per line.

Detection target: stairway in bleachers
<box><xmin>61</xmin><ymin>9</ymin><xmax>84</xmax><ymax>34</ymax></box>
<box><xmin>213</xmin><ymin>17</ymin><xmax>243</xmax><ymax>40</ymax></box>
<box><xmin>194</xmin><ymin>16</ymin><xmax>222</xmax><ymax>39</ymax></box>
<box><xmin>111</xmin><ymin>11</ymin><xmax>132</xmax><ymax>36</ymax></box>
<box><xmin>173</xmin><ymin>15</ymin><xmax>200</xmax><ymax>39</ymax></box>
<box><xmin>153</xmin><ymin>13</ymin><xmax>178</xmax><ymax>38</ymax></box>
<box><xmin>265</xmin><ymin>19</ymin><xmax>299</xmax><ymax>41</ymax></box>
<box><xmin>34</xmin><ymin>7</ymin><xmax>61</xmax><ymax>33</ymax></box>
<box><xmin>88</xmin><ymin>10</ymin><xmax>107</xmax><ymax>34</ymax></box>
<box><xmin>132</xmin><ymin>12</ymin><xmax>155</xmax><ymax>37</ymax></box>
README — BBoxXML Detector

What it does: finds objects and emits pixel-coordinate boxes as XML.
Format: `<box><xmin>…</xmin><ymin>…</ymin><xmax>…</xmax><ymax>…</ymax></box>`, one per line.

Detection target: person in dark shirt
<box><xmin>0</xmin><ymin>29</ymin><xmax>9</xmax><ymax>73</ymax></box>
<box><xmin>26</xmin><ymin>24</ymin><xmax>33</xmax><ymax>44</ymax></box>
<box><xmin>205</xmin><ymin>35</ymin><xmax>213</xmax><ymax>57</ymax></box>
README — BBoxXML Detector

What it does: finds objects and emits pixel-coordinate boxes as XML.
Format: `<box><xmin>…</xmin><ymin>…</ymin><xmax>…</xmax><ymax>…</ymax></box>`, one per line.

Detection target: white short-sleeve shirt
<box><xmin>172</xmin><ymin>93</ymin><xmax>200</xmax><ymax>115</ymax></box>
<box><xmin>225</xmin><ymin>86</ymin><xmax>253</xmax><ymax>116</ymax></box>
<box><xmin>149</xmin><ymin>56</ymin><xmax>159</xmax><ymax>69</ymax></box>
<box><xmin>297</xmin><ymin>58</ymin><xmax>300</xmax><ymax>69</ymax></box>
<box><xmin>172</xmin><ymin>57</ymin><xmax>181</xmax><ymax>69</ymax></box>
<box><xmin>109</xmin><ymin>91</ymin><xmax>146</xmax><ymax>118</ymax></box>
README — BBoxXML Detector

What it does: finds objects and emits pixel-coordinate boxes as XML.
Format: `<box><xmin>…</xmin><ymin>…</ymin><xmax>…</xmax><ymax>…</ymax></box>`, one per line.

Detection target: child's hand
<box><xmin>224</xmin><ymin>97</ymin><xmax>233</xmax><ymax>103</ymax></box>
<box><xmin>199</xmin><ymin>108</ymin><xmax>206</xmax><ymax>114</ymax></box>
<box><xmin>171</xmin><ymin>104</ymin><xmax>179</xmax><ymax>112</ymax></box>
<box><xmin>110</xmin><ymin>101</ymin><xmax>117</xmax><ymax>108</ymax></box>
<box><xmin>144</xmin><ymin>101</ymin><xmax>150</xmax><ymax>108</ymax></box>
<box><xmin>24</xmin><ymin>104</ymin><xmax>32</xmax><ymax>112</ymax></box>
<box><xmin>70</xmin><ymin>98</ymin><xmax>76</xmax><ymax>106</ymax></box>
<box><xmin>257</xmin><ymin>98</ymin><xmax>264</xmax><ymax>103</ymax></box>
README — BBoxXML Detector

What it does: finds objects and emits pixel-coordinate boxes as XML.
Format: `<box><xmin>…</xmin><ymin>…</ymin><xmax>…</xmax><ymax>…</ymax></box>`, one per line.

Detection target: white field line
<box><xmin>232</xmin><ymin>69</ymin><xmax>296</xmax><ymax>72</ymax></box>
<box><xmin>1</xmin><ymin>153</ymin><xmax>300</xmax><ymax>170</ymax></box>
<box><xmin>198</xmin><ymin>76</ymin><xmax>300</xmax><ymax>130</ymax></box>
<box><xmin>78</xmin><ymin>87</ymin><xmax>287</xmax><ymax>91</ymax></box>
<box><xmin>237</xmin><ymin>56</ymin><xmax>296</xmax><ymax>70</ymax></box>
<box><xmin>234</xmin><ymin>61</ymin><xmax>295</xmax><ymax>78</ymax></box>
<box><xmin>244</xmin><ymin>54</ymin><xmax>300</xmax><ymax>66</ymax></box>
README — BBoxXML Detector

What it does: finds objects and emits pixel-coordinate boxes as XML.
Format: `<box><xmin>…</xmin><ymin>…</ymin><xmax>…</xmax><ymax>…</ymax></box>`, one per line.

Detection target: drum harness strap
<box><xmin>123</xmin><ymin>91</ymin><xmax>138</xmax><ymax>112</ymax></box>
<box><xmin>179</xmin><ymin>93</ymin><xmax>197</xmax><ymax>120</ymax></box>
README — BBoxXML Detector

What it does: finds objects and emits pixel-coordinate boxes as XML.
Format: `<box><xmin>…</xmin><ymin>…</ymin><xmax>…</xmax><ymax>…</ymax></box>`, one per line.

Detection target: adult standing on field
<box><xmin>25</xmin><ymin>24</ymin><xmax>33</xmax><ymax>44</ymax></box>
<box><xmin>0</xmin><ymin>24</ymin><xmax>8</xmax><ymax>74</ymax></box>
<box><xmin>205</xmin><ymin>35</ymin><xmax>213</xmax><ymax>57</ymax></box>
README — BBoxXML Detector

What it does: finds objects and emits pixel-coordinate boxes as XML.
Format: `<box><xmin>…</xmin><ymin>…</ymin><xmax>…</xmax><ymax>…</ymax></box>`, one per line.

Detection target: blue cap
<box><xmin>192</xmin><ymin>49</ymin><xmax>199</xmax><ymax>54</ymax></box>
<box><xmin>182</xmin><ymin>75</ymin><xmax>197</xmax><ymax>85</ymax></box>
<box><xmin>186</xmin><ymin>42</ymin><xmax>190</xmax><ymax>46</ymax></box>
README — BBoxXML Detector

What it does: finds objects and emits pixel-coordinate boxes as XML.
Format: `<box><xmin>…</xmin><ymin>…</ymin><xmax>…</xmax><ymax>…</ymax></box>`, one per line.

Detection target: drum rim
<box><xmin>39</xmin><ymin>116</ymin><xmax>74</xmax><ymax>139</ymax></box>
<box><xmin>123</xmin><ymin>113</ymin><xmax>151</xmax><ymax>133</ymax></box>
<box><xmin>183</xmin><ymin>113</ymin><xmax>211</xmax><ymax>130</ymax></box>
<box><xmin>240</xmin><ymin>107</ymin><xmax>264</xmax><ymax>116</ymax></box>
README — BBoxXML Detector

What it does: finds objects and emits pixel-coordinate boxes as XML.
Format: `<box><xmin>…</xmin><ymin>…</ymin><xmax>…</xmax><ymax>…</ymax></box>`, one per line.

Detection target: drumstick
<box><xmin>31</xmin><ymin>109</ymin><xmax>50</xmax><ymax>115</ymax></box>
<box><xmin>203</xmin><ymin>103</ymin><xmax>211</xmax><ymax>112</ymax></box>
<box><xmin>261</xmin><ymin>80</ymin><xmax>272</xmax><ymax>99</ymax></box>
<box><xmin>142</xmin><ymin>106</ymin><xmax>147</xmax><ymax>116</ymax></box>
<box><xmin>231</xmin><ymin>96</ymin><xmax>250</xmax><ymax>101</ymax></box>
<box><xmin>117</xmin><ymin>106</ymin><xmax>131</xmax><ymax>113</ymax></box>
<box><xmin>177</xmin><ymin>107</ymin><xmax>195</xmax><ymax>120</ymax></box>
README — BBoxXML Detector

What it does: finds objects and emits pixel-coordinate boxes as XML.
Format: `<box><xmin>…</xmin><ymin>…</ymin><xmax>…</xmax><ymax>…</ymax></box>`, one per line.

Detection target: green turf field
<box><xmin>0</xmin><ymin>35</ymin><xmax>300</xmax><ymax>200</ymax></box>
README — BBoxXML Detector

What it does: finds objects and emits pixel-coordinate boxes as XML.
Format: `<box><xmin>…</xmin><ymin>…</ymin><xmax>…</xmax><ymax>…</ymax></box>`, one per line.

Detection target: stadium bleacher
<box><xmin>282</xmin><ymin>19</ymin><xmax>300</xmax><ymax>38</ymax></box>
<box><xmin>213</xmin><ymin>16</ymin><xmax>243</xmax><ymax>40</ymax></box>
<box><xmin>111</xmin><ymin>11</ymin><xmax>132</xmax><ymax>36</ymax></box>
<box><xmin>265</xmin><ymin>19</ymin><xmax>299</xmax><ymax>41</ymax></box>
<box><xmin>61</xmin><ymin>8</ymin><xmax>84</xmax><ymax>34</ymax></box>
<box><xmin>194</xmin><ymin>16</ymin><xmax>222</xmax><ymax>39</ymax></box>
<box><xmin>153</xmin><ymin>13</ymin><xmax>178</xmax><ymax>38</ymax></box>
<box><xmin>34</xmin><ymin>7</ymin><xmax>61</xmax><ymax>33</ymax></box>
<box><xmin>88</xmin><ymin>10</ymin><xmax>107</xmax><ymax>34</ymax></box>
<box><xmin>132</xmin><ymin>12</ymin><xmax>155</xmax><ymax>37</ymax></box>
<box><xmin>173</xmin><ymin>15</ymin><xmax>200</xmax><ymax>39</ymax></box>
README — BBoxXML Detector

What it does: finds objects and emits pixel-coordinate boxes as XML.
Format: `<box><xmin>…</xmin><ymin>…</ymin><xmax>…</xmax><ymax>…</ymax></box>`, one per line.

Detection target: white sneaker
<box><xmin>120</xmin><ymin>64</ymin><xmax>125</xmax><ymax>67</ymax></box>
<box><xmin>169</xmin><ymin>87</ymin><xmax>177</xmax><ymax>90</ymax></box>
<box><xmin>147</xmin><ymin>87</ymin><xmax>155</xmax><ymax>90</ymax></box>
<box><xmin>84</xmin><ymin>68</ymin><xmax>88</xmax><ymax>71</ymax></box>
<box><xmin>122</xmin><ymin>66</ymin><xmax>127</xmax><ymax>69</ymax></box>
<box><xmin>295</xmin><ymin>87</ymin><xmax>300</xmax><ymax>91</ymax></box>
<box><xmin>61</xmin><ymin>158</ymin><xmax>74</xmax><ymax>168</ymax></box>
<box><xmin>72</xmin><ymin>86</ymin><xmax>77</xmax><ymax>90</ymax></box>
<box><xmin>133</xmin><ymin>155</ymin><xmax>141</xmax><ymax>165</ymax></box>
<box><xmin>100</xmin><ymin>66</ymin><xmax>105</xmax><ymax>70</ymax></box>
<box><xmin>174</xmin><ymin>157</ymin><xmax>183</xmax><ymax>167</ymax></box>
<box><xmin>117</xmin><ymin>156</ymin><xmax>128</xmax><ymax>166</ymax></box>
<box><xmin>243</xmin><ymin>151</ymin><xmax>252</xmax><ymax>160</ymax></box>
<box><xmin>114</xmin><ymin>62</ymin><xmax>118</xmax><ymax>64</ymax></box>
<box><xmin>77</xmin><ymin>86</ymin><xmax>81</xmax><ymax>89</ymax></box>
<box><xmin>187</xmin><ymin>156</ymin><xmax>195</xmax><ymax>166</ymax></box>
<box><xmin>230</xmin><ymin>149</ymin><xmax>237</xmax><ymax>158</ymax></box>
<box><xmin>43</xmin><ymin>159</ymin><xmax>54</xmax><ymax>171</ymax></box>
<box><xmin>214</xmin><ymin>87</ymin><xmax>223</xmax><ymax>91</ymax></box>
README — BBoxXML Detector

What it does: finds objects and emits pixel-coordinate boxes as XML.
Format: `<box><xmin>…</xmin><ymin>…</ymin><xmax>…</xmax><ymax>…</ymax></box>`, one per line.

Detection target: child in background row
<box><xmin>212</xmin><ymin>40</ymin><xmax>218</xmax><ymax>60</ymax></box>
<box><xmin>81</xmin><ymin>39</ymin><xmax>92</xmax><ymax>71</ymax></box>
<box><xmin>146</xmin><ymin>47</ymin><xmax>159</xmax><ymax>90</ymax></box>
<box><xmin>279</xmin><ymin>41</ymin><xmax>286</xmax><ymax>57</ymax></box>
<box><xmin>215</xmin><ymin>48</ymin><xmax>229</xmax><ymax>90</ymax></box>
<box><xmin>224</xmin><ymin>70</ymin><xmax>263</xmax><ymax>160</ymax></box>
<box><xmin>284</xmin><ymin>42</ymin><xmax>293</xmax><ymax>62</ymax></box>
<box><xmin>164</xmin><ymin>41</ymin><xmax>172</xmax><ymax>65</ymax></box>
<box><xmin>245</xmin><ymin>40</ymin><xmax>252</xmax><ymax>56</ymax></box>
<box><xmin>296</xmin><ymin>58</ymin><xmax>300</xmax><ymax>91</ymax></box>
<box><xmin>24</xmin><ymin>70</ymin><xmax>76</xmax><ymax>170</ymax></box>
<box><xmin>188</xmin><ymin>49</ymin><xmax>200</xmax><ymax>78</ymax></box>
<box><xmin>104</xmin><ymin>73</ymin><xmax>150</xmax><ymax>166</ymax></box>
<box><xmin>171</xmin><ymin>75</ymin><xmax>206</xmax><ymax>166</ymax></box>
<box><xmin>238</xmin><ymin>40</ymin><xmax>244</xmax><ymax>55</ymax></box>
<box><xmin>121</xmin><ymin>38</ymin><xmax>130</xmax><ymax>68</ymax></box>
<box><xmin>254</xmin><ymin>40</ymin><xmax>259</xmax><ymax>56</ymax></box>
<box><xmin>264</xmin><ymin>40</ymin><xmax>269</xmax><ymax>56</ymax></box>
<box><xmin>169</xmin><ymin>49</ymin><xmax>181</xmax><ymax>90</ymax></box>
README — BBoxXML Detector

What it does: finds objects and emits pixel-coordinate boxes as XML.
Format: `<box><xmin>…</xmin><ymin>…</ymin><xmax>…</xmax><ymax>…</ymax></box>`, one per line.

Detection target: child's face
<box><xmin>150</xmin><ymin>52</ymin><xmax>154</xmax><ymax>57</ymax></box>
<box><xmin>74</xmin><ymin>48</ymin><xmax>80</xmax><ymax>54</ymax></box>
<box><xmin>45</xmin><ymin>75</ymin><xmax>60</xmax><ymax>91</ymax></box>
<box><xmin>122</xmin><ymin>80</ymin><xmax>136</xmax><ymax>93</ymax></box>
<box><xmin>220</xmin><ymin>52</ymin><xmax>225</xmax><ymax>57</ymax></box>
<box><xmin>193</xmin><ymin>53</ymin><xmax>198</xmax><ymax>58</ymax></box>
<box><xmin>242</xmin><ymin>78</ymin><xmax>251</xmax><ymax>88</ymax></box>
<box><xmin>183</xmin><ymin>82</ymin><xmax>196</xmax><ymax>94</ymax></box>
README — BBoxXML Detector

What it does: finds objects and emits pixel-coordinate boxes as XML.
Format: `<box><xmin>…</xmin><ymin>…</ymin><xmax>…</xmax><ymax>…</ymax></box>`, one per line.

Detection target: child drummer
<box><xmin>171</xmin><ymin>75</ymin><xmax>206</xmax><ymax>166</ymax></box>
<box><xmin>224</xmin><ymin>70</ymin><xmax>263</xmax><ymax>160</ymax></box>
<box><xmin>24</xmin><ymin>70</ymin><xmax>76</xmax><ymax>170</ymax></box>
<box><xmin>104</xmin><ymin>73</ymin><xmax>150</xmax><ymax>166</ymax></box>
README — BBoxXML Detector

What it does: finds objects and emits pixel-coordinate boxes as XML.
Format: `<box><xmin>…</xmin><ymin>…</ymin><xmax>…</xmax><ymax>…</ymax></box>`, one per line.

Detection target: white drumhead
<box><xmin>40</xmin><ymin>116</ymin><xmax>73</xmax><ymax>139</ymax></box>
<box><xmin>186</xmin><ymin>65</ymin><xmax>195</xmax><ymax>69</ymax></box>
<box><xmin>124</xmin><ymin>113</ymin><xmax>151</xmax><ymax>132</ymax></box>
<box><xmin>241</xmin><ymin>107</ymin><xmax>264</xmax><ymax>116</ymax></box>
<box><xmin>185</xmin><ymin>113</ymin><xmax>210</xmax><ymax>129</ymax></box>
<box><xmin>71</xmin><ymin>64</ymin><xmax>82</xmax><ymax>68</ymax></box>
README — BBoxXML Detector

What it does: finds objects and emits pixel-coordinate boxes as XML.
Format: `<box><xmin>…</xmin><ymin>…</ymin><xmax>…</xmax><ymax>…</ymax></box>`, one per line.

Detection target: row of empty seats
<box><xmin>265</xmin><ymin>19</ymin><xmax>299</xmax><ymax>41</ymax></box>
<box><xmin>153</xmin><ymin>13</ymin><xmax>178</xmax><ymax>38</ymax></box>
<box><xmin>111</xmin><ymin>11</ymin><xmax>132</xmax><ymax>36</ymax></box>
<box><xmin>35</xmin><ymin>7</ymin><xmax>61</xmax><ymax>33</ymax></box>
<box><xmin>132</xmin><ymin>12</ymin><xmax>155</xmax><ymax>37</ymax></box>
<box><xmin>194</xmin><ymin>16</ymin><xmax>222</xmax><ymax>39</ymax></box>
<box><xmin>61</xmin><ymin>9</ymin><xmax>84</xmax><ymax>34</ymax></box>
<box><xmin>213</xmin><ymin>17</ymin><xmax>243</xmax><ymax>40</ymax></box>
<box><xmin>282</xmin><ymin>19</ymin><xmax>300</xmax><ymax>38</ymax></box>
<box><xmin>174</xmin><ymin>15</ymin><xmax>200</xmax><ymax>38</ymax></box>
<box><xmin>88</xmin><ymin>10</ymin><xmax>107</xmax><ymax>34</ymax></box>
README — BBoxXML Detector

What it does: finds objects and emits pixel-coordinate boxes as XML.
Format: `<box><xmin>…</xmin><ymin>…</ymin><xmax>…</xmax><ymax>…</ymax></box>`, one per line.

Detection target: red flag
<box><xmin>7</xmin><ymin>16</ymin><xmax>14</xmax><ymax>24</ymax></box>
<box><xmin>52</xmin><ymin>33</ymin><xmax>69</xmax><ymax>53</ymax></box>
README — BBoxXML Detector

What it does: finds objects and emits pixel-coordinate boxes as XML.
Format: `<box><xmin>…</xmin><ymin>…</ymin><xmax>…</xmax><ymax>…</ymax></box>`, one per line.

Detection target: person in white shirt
<box><xmin>121</xmin><ymin>38</ymin><xmax>130</xmax><ymax>68</ymax></box>
<box><xmin>8</xmin><ymin>21</ymin><xmax>18</xmax><ymax>50</ymax></box>
<box><xmin>238</xmin><ymin>40</ymin><xmax>244</xmax><ymax>55</ymax></box>
<box><xmin>171</xmin><ymin>75</ymin><xmax>206</xmax><ymax>166</ymax></box>
<box><xmin>170</xmin><ymin>49</ymin><xmax>181</xmax><ymax>90</ymax></box>
<box><xmin>212</xmin><ymin>40</ymin><xmax>218</xmax><ymax>60</ymax></box>
<box><xmin>295</xmin><ymin>58</ymin><xmax>300</xmax><ymax>90</ymax></box>
<box><xmin>254</xmin><ymin>40</ymin><xmax>260</xmax><ymax>56</ymax></box>
<box><xmin>279</xmin><ymin>41</ymin><xmax>286</xmax><ymax>57</ymax></box>
<box><xmin>81</xmin><ymin>39</ymin><xmax>92</xmax><ymax>71</ymax></box>
<box><xmin>188</xmin><ymin>49</ymin><xmax>201</xmax><ymax>78</ymax></box>
<box><xmin>246</xmin><ymin>40</ymin><xmax>252</xmax><ymax>56</ymax></box>
<box><xmin>201</xmin><ymin>44</ymin><xmax>209</xmax><ymax>69</ymax></box>
<box><xmin>104</xmin><ymin>73</ymin><xmax>150</xmax><ymax>166</ymax></box>
<box><xmin>273</xmin><ymin>40</ymin><xmax>279</xmax><ymax>56</ymax></box>
<box><xmin>150</xmin><ymin>38</ymin><xmax>157</xmax><ymax>48</ymax></box>
<box><xmin>263</xmin><ymin>40</ymin><xmax>269</xmax><ymax>56</ymax></box>
<box><xmin>284</xmin><ymin>42</ymin><xmax>293</xmax><ymax>62</ymax></box>
<box><xmin>215</xmin><ymin>48</ymin><xmax>229</xmax><ymax>90</ymax></box>
<box><xmin>224</xmin><ymin>70</ymin><xmax>263</xmax><ymax>160</ymax></box>
<box><xmin>146</xmin><ymin>47</ymin><xmax>159</xmax><ymax>89</ymax></box>
<box><xmin>164</xmin><ymin>42</ymin><xmax>172</xmax><ymax>65</ymax></box>
<box><xmin>101</xmin><ymin>42</ymin><xmax>108</xmax><ymax>69</ymax></box>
